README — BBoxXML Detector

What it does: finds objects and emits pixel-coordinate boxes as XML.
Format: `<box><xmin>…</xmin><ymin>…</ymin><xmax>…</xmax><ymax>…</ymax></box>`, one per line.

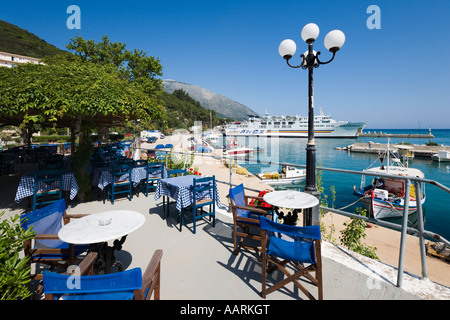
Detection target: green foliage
<box><xmin>65</xmin><ymin>35</ymin><xmax>163</xmax><ymax>97</ymax></box>
<box><xmin>0</xmin><ymin>212</ymin><xmax>36</xmax><ymax>300</ymax></box>
<box><xmin>0</xmin><ymin>56</ymin><xmax>165</xmax><ymax>128</ymax></box>
<box><xmin>340</xmin><ymin>208</ymin><xmax>379</xmax><ymax>260</ymax></box>
<box><xmin>166</xmin><ymin>151</ymin><xmax>194</xmax><ymax>170</ymax></box>
<box><xmin>0</xmin><ymin>20</ymin><xmax>64</xmax><ymax>58</ymax></box>
<box><xmin>32</xmin><ymin>135</ymin><xmax>70</xmax><ymax>143</ymax></box>
<box><xmin>317</xmin><ymin>168</ymin><xmax>337</xmax><ymax>243</ymax></box>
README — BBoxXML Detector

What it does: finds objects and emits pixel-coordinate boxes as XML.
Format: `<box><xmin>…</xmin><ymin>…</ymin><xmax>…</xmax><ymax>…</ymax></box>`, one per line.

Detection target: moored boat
<box><xmin>432</xmin><ymin>150</ymin><xmax>450</xmax><ymax>163</ymax></box>
<box><xmin>353</xmin><ymin>141</ymin><xmax>426</xmax><ymax>220</ymax></box>
<box><xmin>223</xmin><ymin>139</ymin><xmax>254</xmax><ymax>158</ymax></box>
<box><xmin>256</xmin><ymin>165</ymin><xmax>306</xmax><ymax>186</ymax></box>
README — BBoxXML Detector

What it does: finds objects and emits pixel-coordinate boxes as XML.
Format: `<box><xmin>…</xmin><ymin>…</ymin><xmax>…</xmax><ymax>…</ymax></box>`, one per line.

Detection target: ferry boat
<box><xmin>224</xmin><ymin>110</ymin><xmax>366</xmax><ymax>138</ymax></box>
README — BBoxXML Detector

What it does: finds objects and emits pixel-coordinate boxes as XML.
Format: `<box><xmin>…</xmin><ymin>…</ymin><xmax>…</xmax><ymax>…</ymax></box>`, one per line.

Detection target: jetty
<box><xmin>360</xmin><ymin>129</ymin><xmax>434</xmax><ymax>139</ymax></box>
<box><xmin>344</xmin><ymin>142</ymin><xmax>450</xmax><ymax>158</ymax></box>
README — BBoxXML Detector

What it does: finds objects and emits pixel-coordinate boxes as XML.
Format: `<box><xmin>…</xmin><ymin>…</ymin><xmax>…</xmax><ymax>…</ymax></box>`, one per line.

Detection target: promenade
<box><xmin>1</xmin><ymin>138</ymin><xmax>450</xmax><ymax>301</ymax></box>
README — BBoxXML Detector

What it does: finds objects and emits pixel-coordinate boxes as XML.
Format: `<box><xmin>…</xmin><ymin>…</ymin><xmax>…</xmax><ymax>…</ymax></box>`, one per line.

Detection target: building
<box><xmin>0</xmin><ymin>51</ymin><xmax>42</xmax><ymax>68</ymax></box>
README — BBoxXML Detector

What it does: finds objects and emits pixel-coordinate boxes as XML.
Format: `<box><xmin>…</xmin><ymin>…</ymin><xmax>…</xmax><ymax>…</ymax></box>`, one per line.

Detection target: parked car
<box><xmin>146</xmin><ymin>136</ymin><xmax>157</xmax><ymax>143</ymax></box>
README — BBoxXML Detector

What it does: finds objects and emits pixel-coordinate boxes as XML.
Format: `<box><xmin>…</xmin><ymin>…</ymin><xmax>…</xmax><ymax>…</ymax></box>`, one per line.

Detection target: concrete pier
<box><xmin>345</xmin><ymin>142</ymin><xmax>450</xmax><ymax>158</ymax></box>
<box><xmin>360</xmin><ymin>130</ymin><xmax>434</xmax><ymax>139</ymax></box>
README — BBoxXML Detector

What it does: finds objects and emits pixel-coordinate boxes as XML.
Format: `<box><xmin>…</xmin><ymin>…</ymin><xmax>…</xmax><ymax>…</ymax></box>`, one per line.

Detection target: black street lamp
<box><xmin>278</xmin><ymin>23</ymin><xmax>345</xmax><ymax>226</ymax></box>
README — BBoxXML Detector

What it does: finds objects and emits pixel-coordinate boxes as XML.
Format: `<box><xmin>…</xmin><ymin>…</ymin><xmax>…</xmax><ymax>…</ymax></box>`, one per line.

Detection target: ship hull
<box><xmin>225</xmin><ymin>122</ymin><xmax>367</xmax><ymax>138</ymax></box>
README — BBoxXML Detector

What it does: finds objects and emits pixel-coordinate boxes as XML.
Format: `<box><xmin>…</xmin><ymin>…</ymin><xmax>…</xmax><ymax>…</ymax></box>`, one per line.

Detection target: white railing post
<box><xmin>397</xmin><ymin>179</ymin><xmax>411</xmax><ymax>287</ymax></box>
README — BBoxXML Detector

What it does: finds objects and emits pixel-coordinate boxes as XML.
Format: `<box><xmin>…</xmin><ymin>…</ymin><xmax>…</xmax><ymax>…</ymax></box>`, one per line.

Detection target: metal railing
<box><xmin>143</xmin><ymin>147</ymin><xmax>450</xmax><ymax>288</ymax></box>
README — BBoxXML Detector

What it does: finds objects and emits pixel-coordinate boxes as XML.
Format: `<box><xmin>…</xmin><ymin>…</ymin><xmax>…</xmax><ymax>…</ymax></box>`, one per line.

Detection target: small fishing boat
<box><xmin>204</xmin><ymin>134</ymin><xmax>221</xmax><ymax>147</ymax></box>
<box><xmin>223</xmin><ymin>140</ymin><xmax>254</xmax><ymax>158</ymax></box>
<box><xmin>256</xmin><ymin>165</ymin><xmax>306</xmax><ymax>185</ymax></box>
<box><xmin>353</xmin><ymin>140</ymin><xmax>426</xmax><ymax>220</ymax></box>
<box><xmin>432</xmin><ymin>150</ymin><xmax>450</xmax><ymax>163</ymax></box>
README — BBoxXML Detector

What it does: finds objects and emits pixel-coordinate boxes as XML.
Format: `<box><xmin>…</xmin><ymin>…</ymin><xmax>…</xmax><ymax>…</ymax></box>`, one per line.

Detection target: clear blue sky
<box><xmin>1</xmin><ymin>0</ymin><xmax>449</xmax><ymax>129</ymax></box>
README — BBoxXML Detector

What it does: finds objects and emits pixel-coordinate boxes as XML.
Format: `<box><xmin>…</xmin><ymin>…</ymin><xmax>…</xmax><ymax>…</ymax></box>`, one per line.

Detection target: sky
<box><xmin>1</xmin><ymin>0</ymin><xmax>449</xmax><ymax>129</ymax></box>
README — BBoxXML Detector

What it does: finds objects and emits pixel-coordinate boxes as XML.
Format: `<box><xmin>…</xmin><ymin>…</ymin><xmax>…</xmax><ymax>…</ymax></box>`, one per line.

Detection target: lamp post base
<box><xmin>303</xmin><ymin>189</ymin><xmax>321</xmax><ymax>226</ymax></box>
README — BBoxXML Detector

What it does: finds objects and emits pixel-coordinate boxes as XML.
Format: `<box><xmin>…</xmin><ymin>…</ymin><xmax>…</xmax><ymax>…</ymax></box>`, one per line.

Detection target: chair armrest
<box><xmin>136</xmin><ymin>249</ymin><xmax>163</xmax><ymax>300</ymax></box>
<box><xmin>64</xmin><ymin>213</ymin><xmax>90</xmax><ymax>224</ymax></box>
<box><xmin>245</xmin><ymin>195</ymin><xmax>264</xmax><ymax>201</ymax></box>
<box><xmin>34</xmin><ymin>234</ymin><xmax>60</xmax><ymax>240</ymax></box>
<box><xmin>234</xmin><ymin>205</ymin><xmax>268</xmax><ymax>215</ymax></box>
<box><xmin>73</xmin><ymin>252</ymin><xmax>98</xmax><ymax>276</ymax></box>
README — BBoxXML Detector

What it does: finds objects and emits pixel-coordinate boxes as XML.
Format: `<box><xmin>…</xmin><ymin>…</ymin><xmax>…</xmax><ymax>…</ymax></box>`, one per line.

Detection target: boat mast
<box><xmin>387</xmin><ymin>138</ymin><xmax>390</xmax><ymax>175</ymax></box>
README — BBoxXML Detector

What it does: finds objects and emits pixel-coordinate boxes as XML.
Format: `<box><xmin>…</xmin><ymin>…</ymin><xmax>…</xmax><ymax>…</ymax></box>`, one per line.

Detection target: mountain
<box><xmin>162</xmin><ymin>79</ymin><xmax>259</xmax><ymax>121</ymax></box>
<box><xmin>0</xmin><ymin>20</ymin><xmax>64</xmax><ymax>58</ymax></box>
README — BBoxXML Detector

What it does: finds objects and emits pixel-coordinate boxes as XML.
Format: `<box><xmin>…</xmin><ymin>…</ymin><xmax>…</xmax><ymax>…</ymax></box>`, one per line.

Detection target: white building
<box><xmin>0</xmin><ymin>51</ymin><xmax>42</xmax><ymax>68</ymax></box>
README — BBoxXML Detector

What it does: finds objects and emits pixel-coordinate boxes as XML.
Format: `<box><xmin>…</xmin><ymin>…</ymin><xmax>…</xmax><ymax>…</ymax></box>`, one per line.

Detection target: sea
<box><xmin>226</xmin><ymin>129</ymin><xmax>450</xmax><ymax>242</ymax></box>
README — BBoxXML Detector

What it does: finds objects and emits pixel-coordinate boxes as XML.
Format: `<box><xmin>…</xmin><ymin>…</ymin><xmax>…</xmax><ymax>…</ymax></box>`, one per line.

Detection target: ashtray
<box><xmin>99</xmin><ymin>217</ymin><xmax>112</xmax><ymax>226</ymax></box>
<box><xmin>286</xmin><ymin>192</ymin><xmax>295</xmax><ymax>199</ymax></box>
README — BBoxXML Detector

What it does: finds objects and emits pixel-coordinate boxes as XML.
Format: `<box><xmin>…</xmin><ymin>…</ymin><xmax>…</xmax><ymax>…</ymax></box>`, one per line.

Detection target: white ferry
<box><xmin>225</xmin><ymin>110</ymin><xmax>367</xmax><ymax>138</ymax></box>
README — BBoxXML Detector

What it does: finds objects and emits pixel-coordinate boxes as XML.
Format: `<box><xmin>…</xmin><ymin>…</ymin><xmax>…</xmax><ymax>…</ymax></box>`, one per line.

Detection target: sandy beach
<box><xmin>165</xmin><ymin>136</ymin><xmax>450</xmax><ymax>288</ymax></box>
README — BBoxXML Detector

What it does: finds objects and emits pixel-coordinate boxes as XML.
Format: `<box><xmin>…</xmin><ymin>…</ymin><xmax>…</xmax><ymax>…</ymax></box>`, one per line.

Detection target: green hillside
<box><xmin>160</xmin><ymin>89</ymin><xmax>231</xmax><ymax>129</ymax></box>
<box><xmin>0</xmin><ymin>20</ymin><xmax>64</xmax><ymax>58</ymax></box>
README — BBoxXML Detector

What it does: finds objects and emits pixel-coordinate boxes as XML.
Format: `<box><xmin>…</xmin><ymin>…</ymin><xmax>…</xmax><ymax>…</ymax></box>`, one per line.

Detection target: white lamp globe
<box><xmin>279</xmin><ymin>39</ymin><xmax>297</xmax><ymax>59</ymax></box>
<box><xmin>324</xmin><ymin>30</ymin><xmax>345</xmax><ymax>52</ymax></box>
<box><xmin>301</xmin><ymin>23</ymin><xmax>320</xmax><ymax>43</ymax></box>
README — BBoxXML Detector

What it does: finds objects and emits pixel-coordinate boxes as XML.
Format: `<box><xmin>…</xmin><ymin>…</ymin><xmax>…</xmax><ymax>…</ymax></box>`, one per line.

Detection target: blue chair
<box><xmin>259</xmin><ymin>216</ymin><xmax>323</xmax><ymax>300</ymax></box>
<box><xmin>166</xmin><ymin>168</ymin><xmax>186</xmax><ymax>177</ymax></box>
<box><xmin>189</xmin><ymin>176</ymin><xmax>216</xmax><ymax>234</ymax></box>
<box><xmin>43</xmin><ymin>249</ymin><xmax>163</xmax><ymax>300</ymax></box>
<box><xmin>107</xmin><ymin>164</ymin><xmax>132</xmax><ymax>204</ymax></box>
<box><xmin>146</xmin><ymin>162</ymin><xmax>165</xmax><ymax>195</ymax></box>
<box><xmin>133</xmin><ymin>160</ymin><xmax>149</xmax><ymax>197</ymax></box>
<box><xmin>163</xmin><ymin>168</ymin><xmax>187</xmax><ymax>218</ymax></box>
<box><xmin>32</xmin><ymin>169</ymin><xmax>64</xmax><ymax>211</ymax></box>
<box><xmin>229</xmin><ymin>184</ymin><xmax>272</xmax><ymax>256</ymax></box>
<box><xmin>21</xmin><ymin>199</ymin><xmax>89</xmax><ymax>282</ymax></box>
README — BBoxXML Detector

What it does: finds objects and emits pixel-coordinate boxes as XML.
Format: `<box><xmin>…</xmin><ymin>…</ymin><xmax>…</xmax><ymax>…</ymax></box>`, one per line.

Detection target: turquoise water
<box><xmin>228</xmin><ymin>129</ymin><xmax>450</xmax><ymax>241</ymax></box>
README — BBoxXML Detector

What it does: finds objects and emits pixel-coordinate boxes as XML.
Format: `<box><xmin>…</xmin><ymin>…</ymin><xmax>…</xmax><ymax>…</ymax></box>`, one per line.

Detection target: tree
<box><xmin>65</xmin><ymin>35</ymin><xmax>163</xmax><ymax>96</ymax></box>
<box><xmin>0</xmin><ymin>59</ymin><xmax>165</xmax><ymax>130</ymax></box>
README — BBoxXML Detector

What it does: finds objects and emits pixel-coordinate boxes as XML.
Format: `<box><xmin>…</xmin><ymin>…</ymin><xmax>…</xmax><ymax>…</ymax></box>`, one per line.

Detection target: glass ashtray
<box><xmin>99</xmin><ymin>217</ymin><xmax>112</xmax><ymax>226</ymax></box>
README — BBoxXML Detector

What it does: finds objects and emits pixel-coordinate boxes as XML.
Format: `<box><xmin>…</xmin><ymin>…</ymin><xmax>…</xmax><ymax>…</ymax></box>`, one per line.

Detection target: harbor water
<box><xmin>228</xmin><ymin>129</ymin><xmax>450</xmax><ymax>242</ymax></box>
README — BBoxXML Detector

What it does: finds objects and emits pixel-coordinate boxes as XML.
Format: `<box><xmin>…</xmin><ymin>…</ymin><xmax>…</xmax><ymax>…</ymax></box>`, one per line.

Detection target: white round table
<box><xmin>263</xmin><ymin>190</ymin><xmax>319</xmax><ymax>209</ymax></box>
<box><xmin>58</xmin><ymin>210</ymin><xmax>145</xmax><ymax>245</ymax></box>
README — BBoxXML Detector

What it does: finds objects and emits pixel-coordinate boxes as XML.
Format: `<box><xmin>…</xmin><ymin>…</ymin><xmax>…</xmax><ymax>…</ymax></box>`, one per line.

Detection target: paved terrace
<box><xmin>2</xmin><ymin>163</ymin><xmax>450</xmax><ymax>301</ymax></box>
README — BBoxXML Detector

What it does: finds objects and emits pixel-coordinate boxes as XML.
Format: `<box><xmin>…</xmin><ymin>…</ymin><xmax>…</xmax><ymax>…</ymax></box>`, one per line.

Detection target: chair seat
<box><xmin>37</xmin><ymin>189</ymin><xmax>60</xmax><ymax>194</ymax></box>
<box><xmin>31</xmin><ymin>244</ymin><xmax>90</xmax><ymax>261</ymax></box>
<box><xmin>236</xmin><ymin>210</ymin><xmax>261</xmax><ymax>226</ymax></box>
<box><xmin>114</xmin><ymin>180</ymin><xmax>130</xmax><ymax>185</ymax></box>
<box><xmin>195</xmin><ymin>198</ymin><xmax>213</xmax><ymax>205</ymax></box>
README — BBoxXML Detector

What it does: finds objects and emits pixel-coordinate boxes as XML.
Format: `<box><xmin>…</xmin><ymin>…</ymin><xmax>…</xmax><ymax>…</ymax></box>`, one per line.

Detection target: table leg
<box><xmin>89</xmin><ymin>236</ymin><xmax>127</xmax><ymax>274</ymax></box>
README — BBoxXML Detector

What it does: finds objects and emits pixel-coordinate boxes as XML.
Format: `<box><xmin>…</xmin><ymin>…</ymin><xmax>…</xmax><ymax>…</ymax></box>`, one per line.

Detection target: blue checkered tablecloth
<box><xmin>154</xmin><ymin>175</ymin><xmax>224</xmax><ymax>213</ymax></box>
<box><xmin>92</xmin><ymin>166</ymin><xmax>167</xmax><ymax>190</ymax></box>
<box><xmin>15</xmin><ymin>171</ymin><xmax>79</xmax><ymax>203</ymax></box>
